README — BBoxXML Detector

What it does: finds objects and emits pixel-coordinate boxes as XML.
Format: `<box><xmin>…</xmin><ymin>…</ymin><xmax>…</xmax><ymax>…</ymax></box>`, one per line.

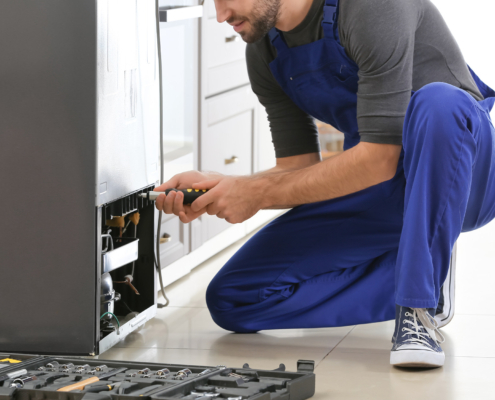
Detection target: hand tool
<box><xmin>74</xmin><ymin>364</ymin><xmax>90</xmax><ymax>373</ymax></box>
<box><xmin>173</xmin><ymin>368</ymin><xmax>192</xmax><ymax>380</ymax></box>
<box><xmin>88</xmin><ymin>365</ymin><xmax>107</xmax><ymax>375</ymax></box>
<box><xmin>0</xmin><ymin>358</ymin><xmax>22</xmax><ymax>364</ymax></box>
<box><xmin>83</xmin><ymin>381</ymin><xmax>123</xmax><ymax>393</ymax></box>
<box><xmin>60</xmin><ymin>363</ymin><xmax>74</xmax><ymax>372</ymax></box>
<box><xmin>0</xmin><ymin>369</ymin><xmax>28</xmax><ymax>383</ymax></box>
<box><xmin>126</xmin><ymin>372</ymin><xmax>138</xmax><ymax>378</ymax></box>
<box><xmin>154</xmin><ymin>368</ymin><xmax>170</xmax><ymax>376</ymax></box>
<box><xmin>137</xmin><ymin>368</ymin><xmax>151</xmax><ymax>375</ymax></box>
<box><xmin>139</xmin><ymin>189</ymin><xmax>208</xmax><ymax>205</ymax></box>
<box><xmin>57</xmin><ymin>367</ymin><xmax>127</xmax><ymax>392</ymax></box>
<box><xmin>140</xmin><ymin>374</ymin><xmax>152</xmax><ymax>378</ymax></box>
<box><xmin>39</xmin><ymin>361</ymin><xmax>60</xmax><ymax>371</ymax></box>
<box><xmin>10</xmin><ymin>375</ymin><xmax>38</xmax><ymax>388</ymax></box>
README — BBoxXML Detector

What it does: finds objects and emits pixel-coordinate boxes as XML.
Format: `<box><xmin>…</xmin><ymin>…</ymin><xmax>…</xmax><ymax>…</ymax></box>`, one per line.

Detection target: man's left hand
<box><xmin>189</xmin><ymin>176</ymin><xmax>262</xmax><ymax>224</ymax></box>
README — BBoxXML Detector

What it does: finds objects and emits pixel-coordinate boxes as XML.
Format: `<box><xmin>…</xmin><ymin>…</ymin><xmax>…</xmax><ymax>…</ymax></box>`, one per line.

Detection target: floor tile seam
<box><xmin>316</xmin><ymin>326</ymin><xmax>357</xmax><ymax>367</ymax></box>
<box><xmin>326</xmin><ymin>348</ymin><xmax>495</xmax><ymax>359</ymax></box>
<box><xmin>454</xmin><ymin>313</ymin><xmax>495</xmax><ymax>316</ymax></box>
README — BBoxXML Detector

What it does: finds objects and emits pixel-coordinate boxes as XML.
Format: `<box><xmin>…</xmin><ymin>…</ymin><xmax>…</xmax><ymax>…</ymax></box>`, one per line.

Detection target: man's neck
<box><xmin>276</xmin><ymin>0</ymin><xmax>314</xmax><ymax>32</ymax></box>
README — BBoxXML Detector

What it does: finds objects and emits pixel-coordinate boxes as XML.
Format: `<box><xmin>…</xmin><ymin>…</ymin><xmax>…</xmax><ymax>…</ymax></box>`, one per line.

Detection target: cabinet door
<box><xmin>159</xmin><ymin>214</ymin><xmax>190</xmax><ymax>268</ymax></box>
<box><xmin>201</xmin><ymin>87</ymin><xmax>255</xmax><ymax>241</ymax></box>
<box><xmin>202</xmin><ymin>0</ymin><xmax>249</xmax><ymax>96</ymax></box>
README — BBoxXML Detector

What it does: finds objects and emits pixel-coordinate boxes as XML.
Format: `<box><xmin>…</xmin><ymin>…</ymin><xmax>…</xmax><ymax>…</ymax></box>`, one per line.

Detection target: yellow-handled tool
<box><xmin>0</xmin><ymin>358</ymin><xmax>22</xmax><ymax>364</ymax></box>
<box><xmin>57</xmin><ymin>367</ymin><xmax>126</xmax><ymax>392</ymax></box>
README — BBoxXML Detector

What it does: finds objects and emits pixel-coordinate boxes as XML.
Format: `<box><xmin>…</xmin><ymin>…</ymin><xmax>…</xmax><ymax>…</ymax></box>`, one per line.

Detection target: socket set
<box><xmin>0</xmin><ymin>356</ymin><xmax>315</xmax><ymax>400</ymax></box>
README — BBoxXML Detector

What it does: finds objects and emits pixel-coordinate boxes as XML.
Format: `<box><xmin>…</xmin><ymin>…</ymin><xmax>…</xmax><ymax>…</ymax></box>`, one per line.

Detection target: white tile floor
<box><xmin>99</xmin><ymin>221</ymin><xmax>495</xmax><ymax>399</ymax></box>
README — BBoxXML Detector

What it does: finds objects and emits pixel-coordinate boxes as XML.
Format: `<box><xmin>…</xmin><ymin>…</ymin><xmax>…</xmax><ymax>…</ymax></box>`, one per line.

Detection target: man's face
<box><xmin>214</xmin><ymin>0</ymin><xmax>281</xmax><ymax>43</ymax></box>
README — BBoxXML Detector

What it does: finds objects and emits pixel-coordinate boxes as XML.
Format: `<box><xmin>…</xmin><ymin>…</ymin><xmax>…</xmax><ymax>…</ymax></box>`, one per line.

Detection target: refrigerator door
<box><xmin>97</xmin><ymin>0</ymin><xmax>160</xmax><ymax>206</ymax></box>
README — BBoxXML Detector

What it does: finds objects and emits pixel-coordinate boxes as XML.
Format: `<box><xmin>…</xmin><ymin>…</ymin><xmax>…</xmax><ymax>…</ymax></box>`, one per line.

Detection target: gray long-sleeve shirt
<box><xmin>246</xmin><ymin>0</ymin><xmax>483</xmax><ymax>158</ymax></box>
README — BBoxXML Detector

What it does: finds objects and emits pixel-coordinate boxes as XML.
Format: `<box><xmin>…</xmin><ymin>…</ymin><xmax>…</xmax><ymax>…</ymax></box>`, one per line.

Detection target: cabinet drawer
<box><xmin>205</xmin><ymin>18</ymin><xmax>246</xmax><ymax>69</ymax></box>
<box><xmin>206</xmin><ymin>59</ymin><xmax>249</xmax><ymax>97</ymax></box>
<box><xmin>201</xmin><ymin>110</ymin><xmax>253</xmax><ymax>175</ymax></box>
<box><xmin>206</xmin><ymin>85</ymin><xmax>256</xmax><ymax>125</ymax></box>
<box><xmin>159</xmin><ymin>214</ymin><xmax>189</xmax><ymax>268</ymax></box>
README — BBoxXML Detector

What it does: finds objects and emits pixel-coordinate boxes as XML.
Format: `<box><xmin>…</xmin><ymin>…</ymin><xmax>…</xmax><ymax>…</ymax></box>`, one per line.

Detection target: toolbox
<box><xmin>0</xmin><ymin>355</ymin><xmax>315</xmax><ymax>400</ymax></box>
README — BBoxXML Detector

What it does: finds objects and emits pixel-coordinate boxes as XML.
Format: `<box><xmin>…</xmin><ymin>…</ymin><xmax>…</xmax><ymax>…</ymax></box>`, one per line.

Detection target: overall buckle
<box><xmin>323</xmin><ymin>5</ymin><xmax>337</xmax><ymax>24</ymax></box>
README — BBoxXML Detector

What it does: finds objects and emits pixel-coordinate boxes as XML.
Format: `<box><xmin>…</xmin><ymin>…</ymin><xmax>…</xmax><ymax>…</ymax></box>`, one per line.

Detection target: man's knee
<box><xmin>206</xmin><ymin>276</ymin><xmax>257</xmax><ymax>333</ymax></box>
<box><xmin>404</xmin><ymin>83</ymin><xmax>476</xmax><ymax>145</ymax></box>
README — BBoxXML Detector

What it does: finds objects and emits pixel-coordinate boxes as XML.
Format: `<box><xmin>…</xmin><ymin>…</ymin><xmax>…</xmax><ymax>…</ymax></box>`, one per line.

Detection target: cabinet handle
<box><xmin>225</xmin><ymin>35</ymin><xmax>239</xmax><ymax>43</ymax></box>
<box><xmin>225</xmin><ymin>156</ymin><xmax>239</xmax><ymax>165</ymax></box>
<box><xmin>160</xmin><ymin>233</ymin><xmax>172</xmax><ymax>244</ymax></box>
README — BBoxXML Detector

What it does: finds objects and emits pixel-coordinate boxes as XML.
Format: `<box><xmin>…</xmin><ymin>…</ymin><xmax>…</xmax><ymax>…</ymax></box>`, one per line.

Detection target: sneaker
<box><xmin>390</xmin><ymin>306</ymin><xmax>445</xmax><ymax>368</ymax></box>
<box><xmin>435</xmin><ymin>242</ymin><xmax>457</xmax><ymax>328</ymax></box>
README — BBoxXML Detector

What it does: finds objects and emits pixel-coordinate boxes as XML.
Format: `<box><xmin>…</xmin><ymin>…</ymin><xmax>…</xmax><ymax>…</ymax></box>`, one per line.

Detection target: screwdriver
<box><xmin>57</xmin><ymin>367</ymin><xmax>127</xmax><ymax>392</ymax></box>
<box><xmin>139</xmin><ymin>189</ymin><xmax>208</xmax><ymax>205</ymax></box>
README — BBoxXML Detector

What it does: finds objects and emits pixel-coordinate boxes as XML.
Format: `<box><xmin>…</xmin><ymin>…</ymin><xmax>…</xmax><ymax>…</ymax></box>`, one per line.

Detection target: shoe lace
<box><xmin>401</xmin><ymin>308</ymin><xmax>445</xmax><ymax>348</ymax></box>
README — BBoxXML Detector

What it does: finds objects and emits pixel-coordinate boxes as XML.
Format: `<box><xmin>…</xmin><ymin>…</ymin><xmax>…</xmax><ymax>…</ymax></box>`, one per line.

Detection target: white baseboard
<box><xmin>156</xmin><ymin>210</ymin><xmax>283</xmax><ymax>290</ymax></box>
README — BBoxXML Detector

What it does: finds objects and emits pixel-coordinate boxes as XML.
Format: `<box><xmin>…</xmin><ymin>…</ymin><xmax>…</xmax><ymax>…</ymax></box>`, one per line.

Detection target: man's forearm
<box><xmin>256</xmin><ymin>143</ymin><xmax>401</xmax><ymax>209</ymax></box>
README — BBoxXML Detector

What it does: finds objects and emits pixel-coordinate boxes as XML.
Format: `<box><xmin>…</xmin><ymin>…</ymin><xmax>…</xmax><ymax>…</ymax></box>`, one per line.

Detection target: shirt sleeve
<box><xmin>339</xmin><ymin>0</ymin><xmax>421</xmax><ymax>145</ymax></box>
<box><xmin>246</xmin><ymin>43</ymin><xmax>321</xmax><ymax>158</ymax></box>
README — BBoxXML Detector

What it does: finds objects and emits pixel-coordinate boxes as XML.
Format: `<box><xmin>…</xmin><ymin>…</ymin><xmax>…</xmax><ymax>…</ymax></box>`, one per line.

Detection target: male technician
<box><xmin>154</xmin><ymin>0</ymin><xmax>495</xmax><ymax>367</ymax></box>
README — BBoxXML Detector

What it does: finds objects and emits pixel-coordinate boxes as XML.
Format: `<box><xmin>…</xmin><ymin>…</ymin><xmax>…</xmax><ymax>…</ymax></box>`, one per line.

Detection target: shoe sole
<box><xmin>435</xmin><ymin>242</ymin><xmax>457</xmax><ymax>329</ymax></box>
<box><xmin>390</xmin><ymin>350</ymin><xmax>445</xmax><ymax>368</ymax></box>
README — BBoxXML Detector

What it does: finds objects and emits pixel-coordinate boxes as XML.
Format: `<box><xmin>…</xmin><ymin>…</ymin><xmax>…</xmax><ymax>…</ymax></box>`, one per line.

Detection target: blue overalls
<box><xmin>206</xmin><ymin>0</ymin><xmax>495</xmax><ymax>332</ymax></box>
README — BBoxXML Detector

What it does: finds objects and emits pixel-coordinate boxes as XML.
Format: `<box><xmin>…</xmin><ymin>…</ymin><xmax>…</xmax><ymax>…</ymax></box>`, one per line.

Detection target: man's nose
<box><xmin>214</xmin><ymin>1</ymin><xmax>232</xmax><ymax>23</ymax></box>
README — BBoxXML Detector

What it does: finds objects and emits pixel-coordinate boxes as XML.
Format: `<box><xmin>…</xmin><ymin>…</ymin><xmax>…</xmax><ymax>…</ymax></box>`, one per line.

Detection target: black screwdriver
<box><xmin>139</xmin><ymin>189</ymin><xmax>208</xmax><ymax>205</ymax></box>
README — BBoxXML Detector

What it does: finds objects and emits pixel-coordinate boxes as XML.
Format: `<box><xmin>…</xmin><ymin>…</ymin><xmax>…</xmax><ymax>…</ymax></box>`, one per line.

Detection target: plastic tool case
<box><xmin>0</xmin><ymin>355</ymin><xmax>315</xmax><ymax>400</ymax></box>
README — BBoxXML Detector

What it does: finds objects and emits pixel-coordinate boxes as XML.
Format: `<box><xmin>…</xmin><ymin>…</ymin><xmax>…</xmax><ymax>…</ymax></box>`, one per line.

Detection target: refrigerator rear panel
<box><xmin>97</xmin><ymin>0</ymin><xmax>160</xmax><ymax>206</ymax></box>
<box><xmin>0</xmin><ymin>1</ymin><xmax>98</xmax><ymax>354</ymax></box>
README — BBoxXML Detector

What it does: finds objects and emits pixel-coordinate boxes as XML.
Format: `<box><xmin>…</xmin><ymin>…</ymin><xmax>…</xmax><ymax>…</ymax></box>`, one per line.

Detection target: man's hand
<box><xmin>154</xmin><ymin>170</ymin><xmax>223</xmax><ymax>223</ymax></box>
<box><xmin>189</xmin><ymin>176</ymin><xmax>262</xmax><ymax>224</ymax></box>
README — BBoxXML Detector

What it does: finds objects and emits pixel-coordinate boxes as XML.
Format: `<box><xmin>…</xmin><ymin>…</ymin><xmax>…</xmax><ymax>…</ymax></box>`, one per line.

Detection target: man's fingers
<box><xmin>163</xmin><ymin>191</ymin><xmax>176</xmax><ymax>214</ymax></box>
<box><xmin>192</xmin><ymin>179</ymin><xmax>221</xmax><ymax>190</ymax></box>
<box><xmin>155</xmin><ymin>176</ymin><xmax>179</xmax><ymax>192</ymax></box>
<box><xmin>191</xmin><ymin>190</ymin><xmax>216</xmax><ymax>212</ymax></box>
<box><xmin>155</xmin><ymin>193</ymin><xmax>166</xmax><ymax>211</ymax></box>
<box><xmin>178</xmin><ymin>208</ymin><xmax>205</xmax><ymax>223</ymax></box>
<box><xmin>173</xmin><ymin>191</ymin><xmax>185</xmax><ymax>215</ymax></box>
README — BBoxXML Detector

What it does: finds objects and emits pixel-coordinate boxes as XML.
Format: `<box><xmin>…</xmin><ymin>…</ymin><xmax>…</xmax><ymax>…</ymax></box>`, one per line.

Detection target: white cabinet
<box><xmin>201</xmin><ymin>86</ymin><xmax>256</xmax><ymax>241</ymax></box>
<box><xmin>203</xmin><ymin>1</ymin><xmax>249</xmax><ymax>96</ymax></box>
<box><xmin>156</xmin><ymin>0</ymin><xmax>282</xmax><ymax>289</ymax></box>
<box><xmin>159</xmin><ymin>214</ymin><xmax>190</xmax><ymax>267</ymax></box>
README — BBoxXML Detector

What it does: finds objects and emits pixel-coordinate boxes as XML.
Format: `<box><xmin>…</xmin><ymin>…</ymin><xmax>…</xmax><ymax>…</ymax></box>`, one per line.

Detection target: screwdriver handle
<box><xmin>164</xmin><ymin>189</ymin><xmax>207</xmax><ymax>205</ymax></box>
<box><xmin>57</xmin><ymin>376</ymin><xmax>99</xmax><ymax>392</ymax></box>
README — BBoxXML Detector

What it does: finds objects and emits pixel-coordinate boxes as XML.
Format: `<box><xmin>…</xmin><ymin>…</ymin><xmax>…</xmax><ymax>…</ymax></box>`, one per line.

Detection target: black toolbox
<box><xmin>0</xmin><ymin>355</ymin><xmax>315</xmax><ymax>400</ymax></box>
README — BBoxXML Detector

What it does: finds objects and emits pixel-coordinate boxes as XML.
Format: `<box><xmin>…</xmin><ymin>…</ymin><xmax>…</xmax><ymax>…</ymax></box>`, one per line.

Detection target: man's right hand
<box><xmin>154</xmin><ymin>170</ymin><xmax>223</xmax><ymax>223</ymax></box>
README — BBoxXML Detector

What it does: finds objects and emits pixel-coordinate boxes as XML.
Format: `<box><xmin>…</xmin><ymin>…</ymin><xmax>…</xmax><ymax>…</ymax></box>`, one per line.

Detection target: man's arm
<box><xmin>190</xmin><ymin>142</ymin><xmax>400</xmax><ymax>222</ymax></box>
<box><xmin>258</xmin><ymin>142</ymin><xmax>400</xmax><ymax>209</ymax></box>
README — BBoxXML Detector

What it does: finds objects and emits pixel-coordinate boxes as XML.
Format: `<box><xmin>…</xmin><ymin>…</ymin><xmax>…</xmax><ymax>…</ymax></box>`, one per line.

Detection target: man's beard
<box><xmin>229</xmin><ymin>0</ymin><xmax>281</xmax><ymax>43</ymax></box>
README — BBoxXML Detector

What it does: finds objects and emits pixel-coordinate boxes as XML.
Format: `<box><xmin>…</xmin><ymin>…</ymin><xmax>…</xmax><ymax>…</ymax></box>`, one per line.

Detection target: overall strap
<box><xmin>322</xmin><ymin>0</ymin><xmax>339</xmax><ymax>40</ymax></box>
<box><xmin>268</xmin><ymin>27</ymin><xmax>289</xmax><ymax>55</ymax></box>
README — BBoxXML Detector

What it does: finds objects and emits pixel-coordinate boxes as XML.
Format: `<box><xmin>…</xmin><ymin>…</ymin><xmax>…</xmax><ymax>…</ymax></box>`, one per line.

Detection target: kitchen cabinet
<box><xmin>156</xmin><ymin>0</ymin><xmax>282</xmax><ymax>287</ymax></box>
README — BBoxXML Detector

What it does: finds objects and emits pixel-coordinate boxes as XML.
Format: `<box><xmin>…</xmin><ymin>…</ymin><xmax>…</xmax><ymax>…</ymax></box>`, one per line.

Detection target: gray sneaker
<box><xmin>391</xmin><ymin>306</ymin><xmax>445</xmax><ymax>368</ymax></box>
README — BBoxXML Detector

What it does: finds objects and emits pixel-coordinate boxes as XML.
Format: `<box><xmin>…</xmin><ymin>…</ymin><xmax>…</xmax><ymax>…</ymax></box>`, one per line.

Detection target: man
<box><xmin>155</xmin><ymin>0</ymin><xmax>495</xmax><ymax>368</ymax></box>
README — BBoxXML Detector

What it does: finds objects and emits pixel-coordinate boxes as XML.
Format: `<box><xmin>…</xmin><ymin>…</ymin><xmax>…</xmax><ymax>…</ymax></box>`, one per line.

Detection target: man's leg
<box><xmin>391</xmin><ymin>82</ymin><xmax>495</xmax><ymax>367</ymax></box>
<box><xmin>206</xmin><ymin>174</ymin><xmax>405</xmax><ymax>333</ymax></box>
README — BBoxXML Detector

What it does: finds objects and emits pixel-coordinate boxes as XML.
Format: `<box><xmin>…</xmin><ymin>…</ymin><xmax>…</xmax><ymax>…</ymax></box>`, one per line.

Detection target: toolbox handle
<box><xmin>297</xmin><ymin>360</ymin><xmax>315</xmax><ymax>373</ymax></box>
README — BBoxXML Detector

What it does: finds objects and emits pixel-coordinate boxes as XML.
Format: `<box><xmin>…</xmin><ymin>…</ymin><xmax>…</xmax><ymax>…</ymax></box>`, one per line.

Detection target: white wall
<box><xmin>431</xmin><ymin>0</ymin><xmax>495</xmax><ymax>101</ymax></box>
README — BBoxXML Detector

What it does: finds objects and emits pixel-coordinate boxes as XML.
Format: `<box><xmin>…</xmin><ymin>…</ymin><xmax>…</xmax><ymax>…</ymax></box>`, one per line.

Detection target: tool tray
<box><xmin>0</xmin><ymin>355</ymin><xmax>315</xmax><ymax>400</ymax></box>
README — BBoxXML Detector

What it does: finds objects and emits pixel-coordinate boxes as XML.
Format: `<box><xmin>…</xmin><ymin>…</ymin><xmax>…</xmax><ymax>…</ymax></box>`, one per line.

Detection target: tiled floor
<box><xmin>99</xmin><ymin>221</ymin><xmax>495</xmax><ymax>399</ymax></box>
